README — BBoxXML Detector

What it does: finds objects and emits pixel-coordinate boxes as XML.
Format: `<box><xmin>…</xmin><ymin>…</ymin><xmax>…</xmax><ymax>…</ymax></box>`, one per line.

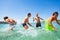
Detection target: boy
<box><xmin>22</xmin><ymin>13</ymin><xmax>32</xmax><ymax>30</ymax></box>
<box><xmin>4</xmin><ymin>16</ymin><xmax>16</xmax><ymax>30</ymax></box>
<box><xmin>45</xmin><ymin>12</ymin><xmax>60</xmax><ymax>31</ymax></box>
<box><xmin>33</xmin><ymin>13</ymin><xmax>44</xmax><ymax>27</ymax></box>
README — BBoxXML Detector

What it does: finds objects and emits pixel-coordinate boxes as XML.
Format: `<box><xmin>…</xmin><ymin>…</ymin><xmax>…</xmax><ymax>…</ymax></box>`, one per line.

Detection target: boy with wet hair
<box><xmin>4</xmin><ymin>16</ymin><xmax>16</xmax><ymax>30</ymax></box>
<box><xmin>22</xmin><ymin>13</ymin><xmax>32</xmax><ymax>30</ymax></box>
<box><xmin>45</xmin><ymin>12</ymin><xmax>60</xmax><ymax>31</ymax></box>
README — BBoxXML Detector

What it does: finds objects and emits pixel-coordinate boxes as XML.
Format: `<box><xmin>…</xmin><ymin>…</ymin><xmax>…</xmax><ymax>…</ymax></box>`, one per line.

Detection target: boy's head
<box><xmin>53</xmin><ymin>12</ymin><xmax>58</xmax><ymax>18</ymax></box>
<box><xmin>4</xmin><ymin>16</ymin><xmax>8</xmax><ymax>20</ymax></box>
<box><xmin>27</xmin><ymin>13</ymin><xmax>31</xmax><ymax>17</ymax></box>
<box><xmin>36</xmin><ymin>13</ymin><xmax>38</xmax><ymax>17</ymax></box>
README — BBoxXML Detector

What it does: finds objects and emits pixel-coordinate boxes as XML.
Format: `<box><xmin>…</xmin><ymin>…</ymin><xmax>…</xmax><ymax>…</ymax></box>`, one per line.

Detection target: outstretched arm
<box><xmin>40</xmin><ymin>17</ymin><xmax>44</xmax><ymax>20</ymax></box>
<box><xmin>56</xmin><ymin>19</ymin><xmax>60</xmax><ymax>25</ymax></box>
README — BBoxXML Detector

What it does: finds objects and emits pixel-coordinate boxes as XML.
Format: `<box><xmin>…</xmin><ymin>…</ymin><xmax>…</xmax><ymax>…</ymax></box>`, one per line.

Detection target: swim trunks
<box><xmin>36</xmin><ymin>22</ymin><xmax>41</xmax><ymax>27</ymax></box>
<box><xmin>22</xmin><ymin>23</ymin><xmax>27</xmax><ymax>27</ymax></box>
<box><xmin>45</xmin><ymin>20</ymin><xmax>54</xmax><ymax>31</ymax></box>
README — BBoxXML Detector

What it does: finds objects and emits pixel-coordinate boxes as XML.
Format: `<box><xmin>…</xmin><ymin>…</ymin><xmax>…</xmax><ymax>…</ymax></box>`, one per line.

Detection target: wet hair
<box><xmin>4</xmin><ymin>16</ymin><xmax>8</xmax><ymax>20</ymax></box>
<box><xmin>27</xmin><ymin>13</ymin><xmax>31</xmax><ymax>16</ymax></box>
<box><xmin>53</xmin><ymin>12</ymin><xmax>58</xmax><ymax>16</ymax></box>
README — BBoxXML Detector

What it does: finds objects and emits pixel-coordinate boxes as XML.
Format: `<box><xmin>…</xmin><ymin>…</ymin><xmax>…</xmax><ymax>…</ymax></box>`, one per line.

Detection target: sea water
<box><xmin>0</xmin><ymin>22</ymin><xmax>60</xmax><ymax>40</ymax></box>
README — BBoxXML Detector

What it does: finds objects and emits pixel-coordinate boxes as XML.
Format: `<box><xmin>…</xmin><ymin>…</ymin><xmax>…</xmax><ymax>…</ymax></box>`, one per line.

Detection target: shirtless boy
<box><xmin>45</xmin><ymin>12</ymin><xmax>60</xmax><ymax>31</ymax></box>
<box><xmin>22</xmin><ymin>13</ymin><xmax>32</xmax><ymax>30</ymax></box>
<box><xmin>4</xmin><ymin>16</ymin><xmax>16</xmax><ymax>30</ymax></box>
<box><xmin>33</xmin><ymin>13</ymin><xmax>44</xmax><ymax>27</ymax></box>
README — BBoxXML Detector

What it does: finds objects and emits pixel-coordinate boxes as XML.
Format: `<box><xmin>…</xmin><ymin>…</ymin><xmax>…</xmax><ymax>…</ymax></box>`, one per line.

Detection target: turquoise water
<box><xmin>0</xmin><ymin>22</ymin><xmax>60</xmax><ymax>40</ymax></box>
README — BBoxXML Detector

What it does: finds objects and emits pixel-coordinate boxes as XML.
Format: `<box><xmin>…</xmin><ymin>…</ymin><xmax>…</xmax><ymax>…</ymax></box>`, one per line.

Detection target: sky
<box><xmin>0</xmin><ymin>0</ymin><xmax>60</xmax><ymax>23</ymax></box>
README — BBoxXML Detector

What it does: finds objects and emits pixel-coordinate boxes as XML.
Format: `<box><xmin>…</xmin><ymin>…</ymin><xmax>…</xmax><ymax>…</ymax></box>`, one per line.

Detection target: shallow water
<box><xmin>0</xmin><ymin>22</ymin><xmax>60</xmax><ymax>40</ymax></box>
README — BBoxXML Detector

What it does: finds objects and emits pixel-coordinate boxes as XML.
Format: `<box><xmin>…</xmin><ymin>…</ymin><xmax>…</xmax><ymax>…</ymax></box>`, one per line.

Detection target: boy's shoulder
<box><xmin>50</xmin><ymin>16</ymin><xmax>54</xmax><ymax>19</ymax></box>
<box><xmin>8</xmin><ymin>18</ymin><xmax>15</xmax><ymax>21</ymax></box>
<box><xmin>36</xmin><ymin>17</ymin><xmax>40</xmax><ymax>18</ymax></box>
<box><xmin>10</xmin><ymin>18</ymin><xmax>13</xmax><ymax>19</ymax></box>
<box><xmin>24</xmin><ymin>17</ymin><xmax>28</xmax><ymax>20</ymax></box>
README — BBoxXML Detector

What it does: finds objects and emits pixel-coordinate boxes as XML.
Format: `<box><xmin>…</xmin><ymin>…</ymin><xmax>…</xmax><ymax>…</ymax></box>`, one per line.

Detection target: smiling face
<box><xmin>53</xmin><ymin>12</ymin><xmax>58</xmax><ymax>19</ymax></box>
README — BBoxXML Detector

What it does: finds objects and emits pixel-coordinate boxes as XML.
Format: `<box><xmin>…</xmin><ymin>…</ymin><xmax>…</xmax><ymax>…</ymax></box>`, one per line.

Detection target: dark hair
<box><xmin>53</xmin><ymin>12</ymin><xmax>58</xmax><ymax>16</ymax></box>
<box><xmin>4</xmin><ymin>16</ymin><xmax>8</xmax><ymax>20</ymax></box>
<box><xmin>27</xmin><ymin>13</ymin><xmax>31</xmax><ymax>16</ymax></box>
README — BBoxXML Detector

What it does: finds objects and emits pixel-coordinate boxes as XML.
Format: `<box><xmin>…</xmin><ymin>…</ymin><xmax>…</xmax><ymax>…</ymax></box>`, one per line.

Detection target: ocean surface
<box><xmin>0</xmin><ymin>22</ymin><xmax>60</xmax><ymax>40</ymax></box>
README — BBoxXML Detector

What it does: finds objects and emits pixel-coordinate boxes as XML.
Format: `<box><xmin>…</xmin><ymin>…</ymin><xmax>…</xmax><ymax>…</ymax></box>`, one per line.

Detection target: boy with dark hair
<box><xmin>45</xmin><ymin>12</ymin><xmax>60</xmax><ymax>31</ymax></box>
<box><xmin>4</xmin><ymin>16</ymin><xmax>16</xmax><ymax>30</ymax></box>
<box><xmin>4</xmin><ymin>16</ymin><xmax>8</xmax><ymax>20</ymax></box>
<box><xmin>22</xmin><ymin>13</ymin><xmax>32</xmax><ymax>30</ymax></box>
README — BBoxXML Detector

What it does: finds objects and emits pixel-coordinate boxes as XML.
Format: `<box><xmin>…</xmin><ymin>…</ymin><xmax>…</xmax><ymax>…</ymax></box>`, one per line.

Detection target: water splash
<box><xmin>0</xmin><ymin>23</ymin><xmax>60</xmax><ymax>40</ymax></box>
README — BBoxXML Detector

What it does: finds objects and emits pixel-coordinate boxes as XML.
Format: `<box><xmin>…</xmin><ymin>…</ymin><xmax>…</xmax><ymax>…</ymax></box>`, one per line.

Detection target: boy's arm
<box><xmin>33</xmin><ymin>17</ymin><xmax>36</xmax><ymax>21</ymax></box>
<box><xmin>50</xmin><ymin>22</ymin><xmax>57</xmax><ymax>31</ymax></box>
<box><xmin>28</xmin><ymin>22</ymin><xmax>33</xmax><ymax>27</ymax></box>
<box><xmin>40</xmin><ymin>17</ymin><xmax>44</xmax><ymax>20</ymax></box>
<box><xmin>33</xmin><ymin>17</ymin><xmax>35</xmax><ymax>21</ymax></box>
<box><xmin>13</xmin><ymin>21</ymin><xmax>17</xmax><ymax>24</ymax></box>
<box><xmin>10</xmin><ymin>19</ymin><xmax>17</xmax><ymax>24</ymax></box>
<box><xmin>56</xmin><ymin>19</ymin><xmax>60</xmax><ymax>25</ymax></box>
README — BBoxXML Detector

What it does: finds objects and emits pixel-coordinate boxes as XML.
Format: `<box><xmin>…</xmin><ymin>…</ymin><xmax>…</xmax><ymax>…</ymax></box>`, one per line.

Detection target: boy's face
<box><xmin>28</xmin><ymin>15</ymin><xmax>31</xmax><ymax>17</ymax></box>
<box><xmin>54</xmin><ymin>14</ymin><xmax>58</xmax><ymax>18</ymax></box>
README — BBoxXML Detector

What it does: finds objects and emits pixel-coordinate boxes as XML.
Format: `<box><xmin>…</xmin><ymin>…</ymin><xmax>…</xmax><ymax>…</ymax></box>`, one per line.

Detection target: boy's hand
<box><xmin>33</xmin><ymin>17</ymin><xmax>35</xmax><ymax>21</ymax></box>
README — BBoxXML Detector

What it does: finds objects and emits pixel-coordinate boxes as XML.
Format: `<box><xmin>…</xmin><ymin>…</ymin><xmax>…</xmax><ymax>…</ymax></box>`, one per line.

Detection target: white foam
<box><xmin>17</xmin><ymin>27</ymin><xmax>38</xmax><ymax>37</ymax></box>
